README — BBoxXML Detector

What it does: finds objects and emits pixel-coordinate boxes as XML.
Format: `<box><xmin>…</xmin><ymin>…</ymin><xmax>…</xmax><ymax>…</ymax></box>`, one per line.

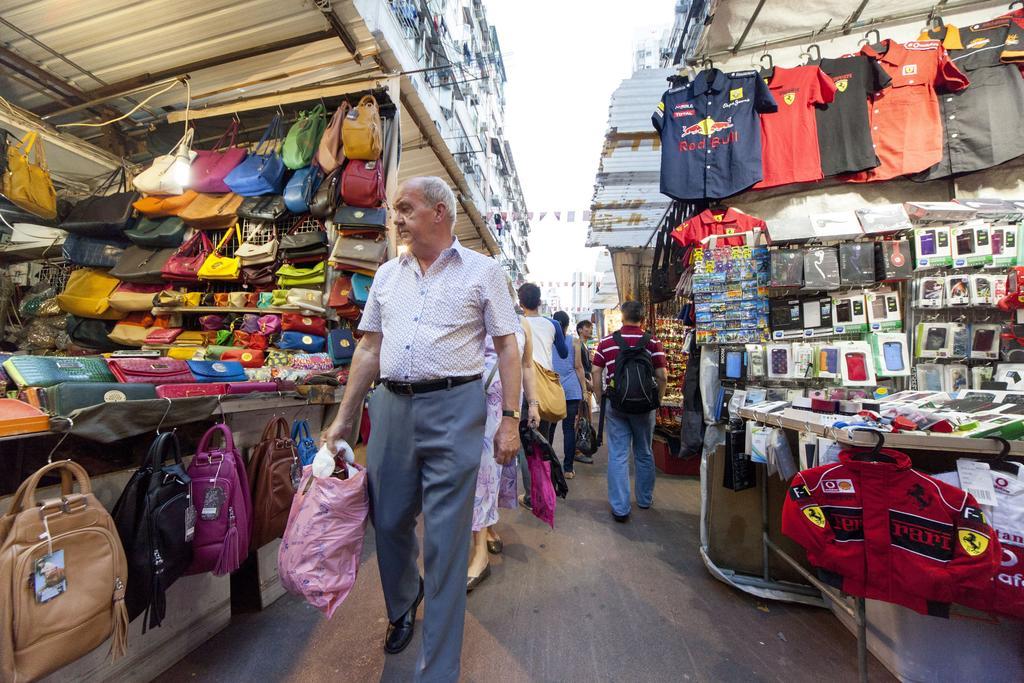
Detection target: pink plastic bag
<box><xmin>527</xmin><ymin>445</ymin><xmax>556</xmax><ymax>528</ymax></box>
<box><xmin>277</xmin><ymin>464</ymin><xmax>369</xmax><ymax>617</ymax></box>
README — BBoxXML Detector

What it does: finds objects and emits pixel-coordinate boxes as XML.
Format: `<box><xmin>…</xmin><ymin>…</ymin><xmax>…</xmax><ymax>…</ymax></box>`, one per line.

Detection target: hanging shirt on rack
<box><xmin>669</xmin><ymin>207</ymin><xmax>766</xmax><ymax>248</ymax></box>
<box><xmin>913</xmin><ymin>19</ymin><xmax>1024</xmax><ymax>181</ymax></box>
<box><xmin>653</xmin><ymin>69</ymin><xmax>778</xmax><ymax>200</ymax></box>
<box><xmin>813</xmin><ymin>56</ymin><xmax>892</xmax><ymax>176</ymax></box>
<box><xmin>847</xmin><ymin>39</ymin><xmax>970</xmax><ymax>183</ymax></box>
<box><xmin>754</xmin><ymin>65</ymin><xmax>837</xmax><ymax>188</ymax></box>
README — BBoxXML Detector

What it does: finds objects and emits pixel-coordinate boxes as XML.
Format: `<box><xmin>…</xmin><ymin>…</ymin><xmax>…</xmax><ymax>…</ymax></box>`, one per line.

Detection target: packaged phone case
<box><xmin>866</xmin><ymin>290</ymin><xmax>901</xmax><ymax>331</ymax></box>
<box><xmin>992</xmin><ymin>225</ymin><xmax>1019</xmax><ymax>267</ymax></box>
<box><xmin>915</xmin><ymin>322</ymin><xmax>952</xmax><ymax>359</ymax></box>
<box><xmin>946</xmin><ymin>275</ymin><xmax>971</xmax><ymax>306</ymax></box>
<box><xmin>970</xmin><ymin>274</ymin><xmax>995</xmax><ymax>306</ymax></box>
<box><xmin>917</xmin><ymin>276</ymin><xmax>945</xmax><ymax>309</ymax></box>
<box><xmin>970</xmin><ymin>323</ymin><xmax>1001</xmax><ymax>360</ymax></box>
<box><xmin>951</xmin><ymin>322</ymin><xmax>970</xmax><ymax>359</ymax></box>
<box><xmin>745</xmin><ymin>344</ymin><xmax>766</xmax><ymax>380</ymax></box>
<box><xmin>792</xmin><ymin>343</ymin><xmax>815</xmax><ymax>379</ymax></box>
<box><xmin>766</xmin><ymin>343</ymin><xmax>792</xmax><ymax>379</ymax></box>
<box><xmin>945</xmin><ymin>363</ymin><xmax>969</xmax><ymax>392</ymax></box>
<box><xmin>814</xmin><ymin>344</ymin><xmax>841</xmax><ymax>379</ymax></box>
<box><xmin>838</xmin><ymin>341</ymin><xmax>876</xmax><ymax>386</ymax></box>
<box><xmin>914</xmin><ymin>226</ymin><xmax>952</xmax><ymax>269</ymax></box>
<box><xmin>718</xmin><ymin>347</ymin><xmax>747</xmax><ymax>381</ymax></box>
<box><xmin>870</xmin><ymin>332</ymin><xmax>910</xmax><ymax>377</ymax></box>
<box><xmin>832</xmin><ymin>293</ymin><xmax>868</xmax><ymax>334</ymax></box>
<box><xmin>769</xmin><ymin>298</ymin><xmax>803</xmax><ymax>337</ymax></box>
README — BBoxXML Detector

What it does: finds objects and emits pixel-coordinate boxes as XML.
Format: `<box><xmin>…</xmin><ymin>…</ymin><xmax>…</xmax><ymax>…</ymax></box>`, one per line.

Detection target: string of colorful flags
<box><xmin>532</xmin><ymin>278</ymin><xmax>600</xmax><ymax>288</ymax></box>
<box><xmin>491</xmin><ymin>210</ymin><xmax>593</xmax><ymax>224</ymax></box>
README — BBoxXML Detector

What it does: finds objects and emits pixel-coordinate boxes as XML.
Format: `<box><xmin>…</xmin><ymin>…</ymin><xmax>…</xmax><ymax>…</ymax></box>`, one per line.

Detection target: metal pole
<box><xmin>857</xmin><ymin>597</ymin><xmax>868</xmax><ymax>683</ymax></box>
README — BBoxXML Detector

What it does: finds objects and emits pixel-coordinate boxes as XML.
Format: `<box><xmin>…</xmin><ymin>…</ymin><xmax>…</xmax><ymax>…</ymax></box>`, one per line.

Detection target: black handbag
<box><xmin>66</xmin><ymin>314</ymin><xmax>131</xmax><ymax>352</ymax></box>
<box><xmin>333</xmin><ymin>205</ymin><xmax>387</xmax><ymax>230</ymax></box>
<box><xmin>237</xmin><ymin>195</ymin><xmax>287</xmax><ymax>221</ymax></box>
<box><xmin>61</xmin><ymin>167</ymin><xmax>139</xmax><ymax>237</ymax></box>
<box><xmin>309</xmin><ymin>167</ymin><xmax>341</xmax><ymax>218</ymax></box>
<box><xmin>109</xmin><ymin>245</ymin><xmax>176</xmax><ymax>284</ymax></box>
<box><xmin>279</xmin><ymin>223</ymin><xmax>327</xmax><ymax>252</ymax></box>
<box><xmin>62</xmin><ymin>233</ymin><xmax>131</xmax><ymax>268</ymax></box>
<box><xmin>111</xmin><ymin>431</ymin><xmax>194</xmax><ymax>628</ymax></box>
<box><xmin>123</xmin><ymin>216</ymin><xmax>186</xmax><ymax>248</ymax></box>
<box><xmin>649</xmin><ymin>226</ymin><xmax>682</xmax><ymax>304</ymax></box>
<box><xmin>242</xmin><ymin>261</ymin><xmax>279</xmax><ymax>288</ymax></box>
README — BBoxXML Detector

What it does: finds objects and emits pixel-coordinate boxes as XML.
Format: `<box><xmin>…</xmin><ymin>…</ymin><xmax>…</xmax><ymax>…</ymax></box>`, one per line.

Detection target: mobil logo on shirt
<box><xmin>678</xmin><ymin>116</ymin><xmax>737</xmax><ymax>151</ymax></box>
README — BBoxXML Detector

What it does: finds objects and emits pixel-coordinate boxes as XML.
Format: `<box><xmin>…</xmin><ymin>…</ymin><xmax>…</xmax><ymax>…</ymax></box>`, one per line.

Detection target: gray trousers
<box><xmin>366</xmin><ymin>380</ymin><xmax>486</xmax><ymax>683</ymax></box>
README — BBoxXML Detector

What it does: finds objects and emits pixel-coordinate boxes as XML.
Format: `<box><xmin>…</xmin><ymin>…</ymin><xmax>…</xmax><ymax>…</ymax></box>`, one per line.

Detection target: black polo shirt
<box><xmin>914</xmin><ymin>20</ymin><xmax>1024</xmax><ymax>180</ymax></box>
<box><xmin>653</xmin><ymin>69</ymin><xmax>777</xmax><ymax>200</ymax></box>
<box><xmin>813</xmin><ymin>56</ymin><xmax>891</xmax><ymax>176</ymax></box>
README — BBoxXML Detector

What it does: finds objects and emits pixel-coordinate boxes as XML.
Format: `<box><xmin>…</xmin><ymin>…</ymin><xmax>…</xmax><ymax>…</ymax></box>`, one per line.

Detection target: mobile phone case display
<box><xmin>692</xmin><ymin>246</ymin><xmax>770</xmax><ymax>345</ymax></box>
<box><xmin>832</xmin><ymin>293</ymin><xmax>868</xmax><ymax>334</ymax></box>
<box><xmin>803</xmin><ymin>247</ymin><xmax>840</xmax><ymax>290</ymax></box>
<box><xmin>838</xmin><ymin>341</ymin><xmax>876</xmax><ymax>385</ymax></box>
<box><xmin>914</xmin><ymin>226</ymin><xmax>952</xmax><ymax>269</ymax></box>
<box><xmin>866</xmin><ymin>290</ymin><xmax>901</xmax><ymax>332</ymax></box>
<box><xmin>870</xmin><ymin>332</ymin><xmax>910</xmax><ymax>377</ymax></box>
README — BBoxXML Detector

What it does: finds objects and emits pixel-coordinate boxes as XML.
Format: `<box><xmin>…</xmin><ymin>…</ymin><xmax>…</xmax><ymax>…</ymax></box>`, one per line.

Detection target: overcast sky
<box><xmin>486</xmin><ymin>0</ymin><xmax>672</xmax><ymax>282</ymax></box>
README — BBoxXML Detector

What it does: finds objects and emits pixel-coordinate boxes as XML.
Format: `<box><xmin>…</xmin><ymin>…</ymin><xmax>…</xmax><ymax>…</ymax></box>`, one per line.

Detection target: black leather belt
<box><xmin>383</xmin><ymin>374</ymin><xmax>482</xmax><ymax>396</ymax></box>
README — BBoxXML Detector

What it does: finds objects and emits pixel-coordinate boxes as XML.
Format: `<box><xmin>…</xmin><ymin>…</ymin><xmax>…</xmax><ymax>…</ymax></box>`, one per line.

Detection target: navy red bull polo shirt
<box><xmin>653</xmin><ymin>69</ymin><xmax>778</xmax><ymax>200</ymax></box>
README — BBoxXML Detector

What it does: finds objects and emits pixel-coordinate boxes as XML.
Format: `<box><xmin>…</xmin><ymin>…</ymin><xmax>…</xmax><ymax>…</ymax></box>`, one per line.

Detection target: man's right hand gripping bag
<box><xmin>278</xmin><ymin>460</ymin><xmax>369</xmax><ymax>617</ymax></box>
<box><xmin>0</xmin><ymin>460</ymin><xmax>129</xmax><ymax>682</ymax></box>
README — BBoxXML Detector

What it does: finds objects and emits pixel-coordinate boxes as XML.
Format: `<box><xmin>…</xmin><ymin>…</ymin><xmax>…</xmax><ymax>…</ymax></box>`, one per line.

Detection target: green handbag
<box><xmin>282</xmin><ymin>104</ymin><xmax>327</xmax><ymax>170</ymax></box>
<box><xmin>270</xmin><ymin>289</ymin><xmax>290</xmax><ymax>307</ymax></box>
<box><xmin>276</xmin><ymin>261</ymin><xmax>326</xmax><ymax>287</ymax></box>
<box><xmin>205</xmin><ymin>345</ymin><xmax>234</xmax><ymax>359</ymax></box>
<box><xmin>123</xmin><ymin>216</ymin><xmax>186</xmax><ymax>248</ymax></box>
<box><xmin>215</xmin><ymin>330</ymin><xmax>232</xmax><ymax>346</ymax></box>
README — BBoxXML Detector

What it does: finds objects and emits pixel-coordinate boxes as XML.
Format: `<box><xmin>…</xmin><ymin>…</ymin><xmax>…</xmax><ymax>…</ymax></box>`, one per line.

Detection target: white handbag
<box><xmin>236</xmin><ymin>222</ymin><xmax>279</xmax><ymax>265</ymax></box>
<box><xmin>286</xmin><ymin>288</ymin><xmax>326</xmax><ymax>313</ymax></box>
<box><xmin>132</xmin><ymin>129</ymin><xmax>196</xmax><ymax>195</ymax></box>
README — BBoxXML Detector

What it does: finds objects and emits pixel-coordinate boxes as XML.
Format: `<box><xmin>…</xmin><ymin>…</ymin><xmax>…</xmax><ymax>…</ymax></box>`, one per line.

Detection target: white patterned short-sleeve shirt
<box><xmin>358</xmin><ymin>238</ymin><xmax>520</xmax><ymax>381</ymax></box>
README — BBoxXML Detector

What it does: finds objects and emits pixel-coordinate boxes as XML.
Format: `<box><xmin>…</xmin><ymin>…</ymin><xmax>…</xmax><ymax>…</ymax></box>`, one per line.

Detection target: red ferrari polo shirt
<box><xmin>669</xmin><ymin>207</ymin><xmax>767</xmax><ymax>247</ymax></box>
<box><xmin>755</xmin><ymin>65</ymin><xmax>837</xmax><ymax>188</ymax></box>
<box><xmin>847</xmin><ymin>40</ymin><xmax>969</xmax><ymax>182</ymax></box>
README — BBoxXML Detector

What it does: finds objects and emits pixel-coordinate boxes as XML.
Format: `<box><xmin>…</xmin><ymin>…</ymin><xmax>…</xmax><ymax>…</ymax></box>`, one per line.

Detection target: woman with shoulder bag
<box><xmin>468</xmin><ymin>312</ymin><xmax>540</xmax><ymax>591</ymax></box>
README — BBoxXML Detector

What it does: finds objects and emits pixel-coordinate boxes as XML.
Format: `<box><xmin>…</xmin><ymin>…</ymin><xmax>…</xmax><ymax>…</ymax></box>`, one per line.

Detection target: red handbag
<box><xmin>329</xmin><ymin>276</ymin><xmax>353</xmax><ymax>308</ymax></box>
<box><xmin>281</xmin><ymin>313</ymin><xmax>327</xmax><ymax>336</ymax></box>
<box><xmin>222</xmin><ymin>348</ymin><xmax>265</xmax><ymax>367</ymax></box>
<box><xmin>340</xmin><ymin>160</ymin><xmax>384</xmax><ymax>208</ymax></box>
<box><xmin>233</xmin><ymin>331</ymin><xmax>269</xmax><ymax>350</ymax></box>
<box><xmin>107</xmin><ymin>357</ymin><xmax>195</xmax><ymax>384</ymax></box>
<box><xmin>162</xmin><ymin>230</ymin><xmax>214</xmax><ymax>283</ymax></box>
<box><xmin>144</xmin><ymin>328</ymin><xmax>183</xmax><ymax>344</ymax></box>
<box><xmin>155</xmin><ymin>383</ymin><xmax>228</xmax><ymax>398</ymax></box>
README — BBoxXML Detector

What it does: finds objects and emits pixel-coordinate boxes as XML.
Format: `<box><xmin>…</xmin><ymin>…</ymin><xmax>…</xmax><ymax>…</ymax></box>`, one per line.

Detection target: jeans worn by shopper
<box><xmin>605</xmin><ymin>405</ymin><xmax>656</xmax><ymax>516</ymax></box>
<box><xmin>560</xmin><ymin>399</ymin><xmax>581</xmax><ymax>473</ymax></box>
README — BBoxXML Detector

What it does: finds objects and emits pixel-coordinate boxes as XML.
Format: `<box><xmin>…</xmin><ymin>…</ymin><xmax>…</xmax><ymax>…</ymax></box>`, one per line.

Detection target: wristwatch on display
<box><xmin>502</xmin><ymin>409</ymin><xmax>521</xmax><ymax>419</ymax></box>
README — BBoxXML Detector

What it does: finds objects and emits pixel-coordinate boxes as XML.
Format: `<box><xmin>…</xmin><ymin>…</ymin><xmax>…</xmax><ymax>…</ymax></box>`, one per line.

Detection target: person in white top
<box><xmin>515</xmin><ymin>283</ymin><xmax>569</xmax><ymax>508</ymax></box>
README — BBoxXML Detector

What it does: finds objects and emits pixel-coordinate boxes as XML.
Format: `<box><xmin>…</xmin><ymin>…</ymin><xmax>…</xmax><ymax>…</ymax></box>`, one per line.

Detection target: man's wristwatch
<box><xmin>502</xmin><ymin>409</ymin><xmax>521</xmax><ymax>420</ymax></box>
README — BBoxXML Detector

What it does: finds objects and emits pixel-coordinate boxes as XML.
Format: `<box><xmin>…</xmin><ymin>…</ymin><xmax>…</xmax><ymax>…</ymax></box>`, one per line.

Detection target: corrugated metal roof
<box><xmin>587</xmin><ymin>68</ymin><xmax>672</xmax><ymax>250</ymax></box>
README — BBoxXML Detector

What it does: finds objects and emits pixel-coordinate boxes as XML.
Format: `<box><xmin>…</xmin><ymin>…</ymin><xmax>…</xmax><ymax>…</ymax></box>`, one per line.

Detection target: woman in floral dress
<box><xmin>468</xmin><ymin>317</ymin><xmax>538</xmax><ymax>590</ymax></box>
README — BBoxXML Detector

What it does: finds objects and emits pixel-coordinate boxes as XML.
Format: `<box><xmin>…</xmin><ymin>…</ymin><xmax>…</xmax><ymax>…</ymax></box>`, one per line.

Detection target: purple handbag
<box><xmin>226</xmin><ymin>381</ymin><xmax>280</xmax><ymax>394</ymax></box>
<box><xmin>199</xmin><ymin>314</ymin><xmax>226</xmax><ymax>331</ymax></box>
<box><xmin>190</xmin><ymin>121</ymin><xmax>248</xmax><ymax>193</ymax></box>
<box><xmin>257</xmin><ymin>314</ymin><xmax>281</xmax><ymax>335</ymax></box>
<box><xmin>240</xmin><ymin>314</ymin><xmax>260</xmax><ymax>334</ymax></box>
<box><xmin>185</xmin><ymin>423</ymin><xmax>253</xmax><ymax>576</ymax></box>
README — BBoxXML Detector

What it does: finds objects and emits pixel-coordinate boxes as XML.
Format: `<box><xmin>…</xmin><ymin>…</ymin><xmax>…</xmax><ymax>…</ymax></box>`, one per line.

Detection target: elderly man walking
<box><xmin>322</xmin><ymin>177</ymin><xmax>522</xmax><ymax>682</ymax></box>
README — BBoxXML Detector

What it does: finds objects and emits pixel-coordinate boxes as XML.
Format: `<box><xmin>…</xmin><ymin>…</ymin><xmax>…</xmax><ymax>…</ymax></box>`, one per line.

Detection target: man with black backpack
<box><xmin>591</xmin><ymin>301</ymin><xmax>667</xmax><ymax>522</ymax></box>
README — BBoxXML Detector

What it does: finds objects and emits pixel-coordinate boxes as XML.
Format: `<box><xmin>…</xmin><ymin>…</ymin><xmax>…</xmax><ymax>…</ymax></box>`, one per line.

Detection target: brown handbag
<box><xmin>0</xmin><ymin>460</ymin><xmax>129</xmax><ymax>682</ymax></box>
<box><xmin>177</xmin><ymin>192</ymin><xmax>244</xmax><ymax>229</ymax></box>
<box><xmin>315</xmin><ymin>101</ymin><xmax>350</xmax><ymax>173</ymax></box>
<box><xmin>246</xmin><ymin>416</ymin><xmax>299</xmax><ymax>547</ymax></box>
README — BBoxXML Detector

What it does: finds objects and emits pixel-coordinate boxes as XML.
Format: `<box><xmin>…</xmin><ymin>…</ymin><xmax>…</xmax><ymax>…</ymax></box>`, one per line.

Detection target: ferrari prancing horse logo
<box><xmin>783</xmin><ymin>92</ymin><xmax>796</xmax><ymax>105</ymax></box>
<box><xmin>835</xmin><ymin>78</ymin><xmax>849</xmax><ymax>93</ymax></box>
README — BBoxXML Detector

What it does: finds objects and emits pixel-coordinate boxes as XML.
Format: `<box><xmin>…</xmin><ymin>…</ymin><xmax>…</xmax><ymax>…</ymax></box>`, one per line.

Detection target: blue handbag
<box><xmin>186</xmin><ymin>360</ymin><xmax>247</xmax><ymax>383</ymax></box>
<box><xmin>291</xmin><ymin>419</ymin><xmax>317</xmax><ymax>466</ymax></box>
<box><xmin>283</xmin><ymin>165</ymin><xmax>323</xmax><ymax>213</ymax></box>
<box><xmin>277</xmin><ymin>331</ymin><xmax>325</xmax><ymax>353</ymax></box>
<box><xmin>62</xmin><ymin>233</ymin><xmax>131</xmax><ymax>268</ymax></box>
<box><xmin>224</xmin><ymin>115</ymin><xmax>287</xmax><ymax>196</ymax></box>
<box><xmin>328</xmin><ymin>329</ymin><xmax>355</xmax><ymax>366</ymax></box>
<box><xmin>351</xmin><ymin>274</ymin><xmax>372</xmax><ymax>306</ymax></box>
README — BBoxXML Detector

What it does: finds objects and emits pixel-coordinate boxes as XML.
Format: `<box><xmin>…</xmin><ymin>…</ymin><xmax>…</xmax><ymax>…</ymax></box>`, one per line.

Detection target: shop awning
<box><xmin>0</xmin><ymin>0</ymin><xmax>497</xmax><ymax>254</ymax></box>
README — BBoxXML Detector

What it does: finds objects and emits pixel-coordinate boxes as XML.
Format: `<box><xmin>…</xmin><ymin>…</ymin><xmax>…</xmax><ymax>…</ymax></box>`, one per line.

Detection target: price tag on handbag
<box><xmin>290</xmin><ymin>458</ymin><xmax>302</xmax><ymax>489</ymax></box>
<box><xmin>201</xmin><ymin>486</ymin><xmax>226</xmax><ymax>520</ymax></box>
<box><xmin>185</xmin><ymin>503</ymin><xmax>197</xmax><ymax>542</ymax></box>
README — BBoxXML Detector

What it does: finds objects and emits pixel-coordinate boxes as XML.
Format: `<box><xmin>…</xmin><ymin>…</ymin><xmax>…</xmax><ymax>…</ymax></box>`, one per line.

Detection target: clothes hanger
<box><xmin>848</xmin><ymin>428</ymin><xmax>896</xmax><ymax>462</ymax></box>
<box><xmin>46</xmin><ymin>417</ymin><xmax>74</xmax><ymax>464</ymax></box>
<box><xmin>987</xmin><ymin>437</ymin><xmax>1020</xmax><ymax>474</ymax></box>
<box><xmin>1010</xmin><ymin>1</ymin><xmax>1023</xmax><ymax>9</ymax></box>
<box><xmin>155</xmin><ymin>398</ymin><xmax>173</xmax><ymax>435</ymax></box>
<box><xmin>803</xmin><ymin>44</ymin><xmax>822</xmax><ymax>64</ymax></box>
<box><xmin>858</xmin><ymin>28</ymin><xmax>882</xmax><ymax>48</ymax></box>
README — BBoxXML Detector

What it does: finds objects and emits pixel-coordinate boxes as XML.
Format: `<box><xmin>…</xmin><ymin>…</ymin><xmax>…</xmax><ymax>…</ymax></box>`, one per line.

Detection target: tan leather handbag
<box><xmin>341</xmin><ymin>95</ymin><xmax>382</xmax><ymax>161</ymax></box>
<box><xmin>315</xmin><ymin>101</ymin><xmax>350</xmax><ymax>173</ymax></box>
<box><xmin>177</xmin><ymin>192</ymin><xmax>244</xmax><ymax>229</ymax></box>
<box><xmin>246</xmin><ymin>416</ymin><xmax>299</xmax><ymax>547</ymax></box>
<box><xmin>0</xmin><ymin>460</ymin><xmax>129</xmax><ymax>682</ymax></box>
<box><xmin>533</xmin><ymin>360</ymin><xmax>567</xmax><ymax>423</ymax></box>
<box><xmin>2</xmin><ymin>131</ymin><xmax>57</xmax><ymax>220</ymax></box>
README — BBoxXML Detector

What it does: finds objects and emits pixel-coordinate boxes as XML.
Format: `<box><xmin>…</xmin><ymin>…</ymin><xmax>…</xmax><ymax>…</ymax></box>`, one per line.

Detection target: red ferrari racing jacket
<box><xmin>782</xmin><ymin>448</ymin><xmax>1000</xmax><ymax>615</ymax></box>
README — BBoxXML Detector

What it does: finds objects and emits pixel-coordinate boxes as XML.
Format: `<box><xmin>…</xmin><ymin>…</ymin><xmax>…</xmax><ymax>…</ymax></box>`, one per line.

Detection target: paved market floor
<box><xmin>158</xmin><ymin>441</ymin><xmax>892</xmax><ymax>683</ymax></box>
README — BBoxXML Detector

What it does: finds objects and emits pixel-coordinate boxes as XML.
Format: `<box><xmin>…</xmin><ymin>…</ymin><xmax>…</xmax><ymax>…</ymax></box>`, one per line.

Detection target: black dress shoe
<box><xmin>384</xmin><ymin>578</ymin><xmax>424</xmax><ymax>654</ymax></box>
<box><xmin>612</xmin><ymin>511</ymin><xmax>630</xmax><ymax>523</ymax></box>
<box><xmin>486</xmin><ymin>539</ymin><xmax>503</xmax><ymax>555</ymax></box>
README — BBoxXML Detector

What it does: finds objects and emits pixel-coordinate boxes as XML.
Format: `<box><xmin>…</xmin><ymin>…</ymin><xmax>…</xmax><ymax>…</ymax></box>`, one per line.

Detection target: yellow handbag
<box><xmin>167</xmin><ymin>347</ymin><xmax>203</xmax><ymax>360</ymax></box>
<box><xmin>197</xmin><ymin>226</ymin><xmax>241</xmax><ymax>281</ymax></box>
<box><xmin>56</xmin><ymin>268</ymin><xmax>125</xmax><ymax>320</ymax></box>
<box><xmin>533</xmin><ymin>360</ymin><xmax>567</xmax><ymax>423</ymax></box>
<box><xmin>341</xmin><ymin>95</ymin><xmax>383</xmax><ymax>161</ymax></box>
<box><xmin>3</xmin><ymin>131</ymin><xmax>57</xmax><ymax>220</ymax></box>
<box><xmin>173</xmin><ymin>331</ymin><xmax>206</xmax><ymax>346</ymax></box>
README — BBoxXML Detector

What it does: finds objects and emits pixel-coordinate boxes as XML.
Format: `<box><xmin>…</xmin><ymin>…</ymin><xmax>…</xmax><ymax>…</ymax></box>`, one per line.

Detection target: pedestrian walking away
<box><xmin>574</xmin><ymin>319</ymin><xmax>596</xmax><ymax>464</ymax></box>
<box><xmin>550</xmin><ymin>311</ymin><xmax>588</xmax><ymax>479</ymax></box>
<box><xmin>591</xmin><ymin>300</ymin><xmax>667</xmax><ymax>523</ymax></box>
<box><xmin>321</xmin><ymin>176</ymin><xmax>523</xmax><ymax>683</ymax></box>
